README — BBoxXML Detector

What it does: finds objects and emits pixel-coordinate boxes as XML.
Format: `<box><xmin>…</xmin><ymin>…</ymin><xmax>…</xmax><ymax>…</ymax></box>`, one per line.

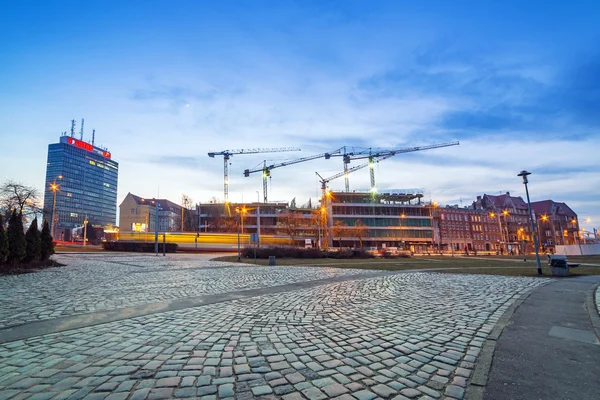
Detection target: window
<box><xmin>131</xmin><ymin>208</ymin><xmax>135</xmax><ymax>214</ymax></box>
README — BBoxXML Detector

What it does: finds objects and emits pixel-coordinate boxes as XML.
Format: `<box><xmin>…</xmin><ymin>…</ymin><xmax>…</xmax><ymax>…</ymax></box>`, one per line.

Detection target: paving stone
<box><xmin>218</xmin><ymin>383</ymin><xmax>234</xmax><ymax>397</ymax></box>
<box><xmin>148</xmin><ymin>388</ymin><xmax>173</xmax><ymax>400</ymax></box>
<box><xmin>197</xmin><ymin>385</ymin><xmax>218</xmax><ymax>395</ymax></box>
<box><xmin>129</xmin><ymin>388</ymin><xmax>151</xmax><ymax>400</ymax></box>
<box><xmin>372</xmin><ymin>384</ymin><xmax>396</xmax><ymax>397</ymax></box>
<box><xmin>301</xmin><ymin>386</ymin><xmax>327</xmax><ymax>399</ymax></box>
<box><xmin>444</xmin><ymin>385</ymin><xmax>465</xmax><ymax>399</ymax></box>
<box><xmin>352</xmin><ymin>389</ymin><xmax>377</xmax><ymax>400</ymax></box>
<box><xmin>321</xmin><ymin>383</ymin><xmax>349</xmax><ymax>397</ymax></box>
<box><xmin>251</xmin><ymin>385</ymin><xmax>273</xmax><ymax>395</ymax></box>
<box><xmin>400</xmin><ymin>388</ymin><xmax>422</xmax><ymax>398</ymax></box>
<box><xmin>156</xmin><ymin>377</ymin><xmax>181</xmax><ymax>387</ymax></box>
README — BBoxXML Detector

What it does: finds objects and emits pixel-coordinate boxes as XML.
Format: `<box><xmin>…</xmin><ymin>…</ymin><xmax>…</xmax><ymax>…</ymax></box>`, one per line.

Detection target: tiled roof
<box><xmin>531</xmin><ymin>200</ymin><xmax>554</xmax><ymax>215</ymax></box>
<box><xmin>485</xmin><ymin>193</ymin><xmax>528</xmax><ymax>210</ymax></box>
<box><xmin>530</xmin><ymin>200</ymin><xmax>577</xmax><ymax>218</ymax></box>
<box><xmin>127</xmin><ymin>193</ymin><xmax>182</xmax><ymax>211</ymax></box>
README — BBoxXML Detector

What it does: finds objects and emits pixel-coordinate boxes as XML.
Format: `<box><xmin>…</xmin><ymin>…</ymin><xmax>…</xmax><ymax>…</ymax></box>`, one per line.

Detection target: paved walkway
<box><xmin>480</xmin><ymin>275</ymin><xmax>600</xmax><ymax>400</ymax></box>
<box><xmin>0</xmin><ymin>254</ymin><xmax>549</xmax><ymax>400</ymax></box>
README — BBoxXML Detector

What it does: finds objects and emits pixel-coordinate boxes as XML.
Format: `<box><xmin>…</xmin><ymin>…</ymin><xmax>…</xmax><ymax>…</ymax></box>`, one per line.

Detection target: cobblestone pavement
<box><xmin>0</xmin><ymin>259</ymin><xmax>548</xmax><ymax>400</ymax></box>
<box><xmin>0</xmin><ymin>254</ymin><xmax>372</xmax><ymax>329</ymax></box>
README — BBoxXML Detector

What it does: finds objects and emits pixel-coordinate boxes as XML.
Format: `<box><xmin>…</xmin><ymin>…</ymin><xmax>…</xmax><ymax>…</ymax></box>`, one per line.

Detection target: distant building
<box><xmin>472</xmin><ymin>192</ymin><xmax>534</xmax><ymax>254</ymax></box>
<box><xmin>43</xmin><ymin>134</ymin><xmax>118</xmax><ymax>240</ymax></box>
<box><xmin>324</xmin><ymin>190</ymin><xmax>432</xmax><ymax>252</ymax></box>
<box><xmin>531</xmin><ymin>200</ymin><xmax>579</xmax><ymax>249</ymax></box>
<box><xmin>119</xmin><ymin>193</ymin><xmax>182</xmax><ymax>232</ymax></box>
<box><xmin>434</xmin><ymin>206</ymin><xmax>501</xmax><ymax>254</ymax></box>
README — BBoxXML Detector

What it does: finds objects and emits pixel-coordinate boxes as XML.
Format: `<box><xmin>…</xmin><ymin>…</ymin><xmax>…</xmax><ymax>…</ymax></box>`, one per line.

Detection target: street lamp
<box><xmin>235</xmin><ymin>206</ymin><xmax>247</xmax><ymax>261</ymax></box>
<box><xmin>517</xmin><ymin>170</ymin><xmax>542</xmax><ymax>275</ymax></box>
<box><xmin>49</xmin><ymin>175</ymin><xmax>63</xmax><ymax>240</ymax></box>
<box><xmin>83</xmin><ymin>216</ymin><xmax>88</xmax><ymax>247</ymax></box>
<box><xmin>489</xmin><ymin>211</ymin><xmax>508</xmax><ymax>254</ymax></box>
<box><xmin>317</xmin><ymin>207</ymin><xmax>326</xmax><ymax>250</ymax></box>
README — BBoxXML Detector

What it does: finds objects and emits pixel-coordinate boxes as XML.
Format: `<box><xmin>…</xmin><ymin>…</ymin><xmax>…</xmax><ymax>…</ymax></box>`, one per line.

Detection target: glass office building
<box><xmin>43</xmin><ymin>135</ymin><xmax>118</xmax><ymax>239</ymax></box>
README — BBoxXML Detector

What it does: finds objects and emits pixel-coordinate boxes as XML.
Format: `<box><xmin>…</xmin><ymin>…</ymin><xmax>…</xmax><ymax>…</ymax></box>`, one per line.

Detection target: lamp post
<box><xmin>318</xmin><ymin>207</ymin><xmax>326</xmax><ymax>250</ymax></box>
<box><xmin>83</xmin><ymin>216</ymin><xmax>88</xmax><ymax>247</ymax></box>
<box><xmin>49</xmin><ymin>176</ymin><xmax>62</xmax><ymax>240</ymax></box>
<box><xmin>518</xmin><ymin>170</ymin><xmax>542</xmax><ymax>275</ymax></box>
<box><xmin>235</xmin><ymin>206</ymin><xmax>244</xmax><ymax>261</ymax></box>
<box><xmin>154</xmin><ymin>199</ymin><xmax>160</xmax><ymax>256</ymax></box>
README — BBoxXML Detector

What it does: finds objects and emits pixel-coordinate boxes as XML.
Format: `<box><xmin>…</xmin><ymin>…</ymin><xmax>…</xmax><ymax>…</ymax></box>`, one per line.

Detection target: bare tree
<box><xmin>0</xmin><ymin>181</ymin><xmax>41</xmax><ymax>219</ymax></box>
<box><xmin>277</xmin><ymin>210</ymin><xmax>303</xmax><ymax>244</ymax></box>
<box><xmin>219</xmin><ymin>216</ymin><xmax>238</xmax><ymax>233</ymax></box>
<box><xmin>352</xmin><ymin>219</ymin><xmax>369</xmax><ymax>248</ymax></box>
<box><xmin>331</xmin><ymin>220</ymin><xmax>349</xmax><ymax>248</ymax></box>
<box><xmin>176</xmin><ymin>194</ymin><xmax>197</xmax><ymax>232</ymax></box>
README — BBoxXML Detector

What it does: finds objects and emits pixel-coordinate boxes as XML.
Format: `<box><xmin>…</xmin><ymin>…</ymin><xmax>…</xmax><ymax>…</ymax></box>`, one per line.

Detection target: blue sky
<box><xmin>1</xmin><ymin>0</ymin><xmax>599</xmax><ymax>232</ymax></box>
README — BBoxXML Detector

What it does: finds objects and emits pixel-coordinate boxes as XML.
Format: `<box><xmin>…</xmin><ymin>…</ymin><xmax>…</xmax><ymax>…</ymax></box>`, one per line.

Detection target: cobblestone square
<box><xmin>0</xmin><ymin>254</ymin><xmax>548</xmax><ymax>399</ymax></box>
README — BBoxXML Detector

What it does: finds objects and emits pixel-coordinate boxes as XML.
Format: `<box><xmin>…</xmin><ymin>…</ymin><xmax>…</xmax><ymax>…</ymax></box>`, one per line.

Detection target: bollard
<box><xmin>268</xmin><ymin>256</ymin><xmax>276</xmax><ymax>266</ymax></box>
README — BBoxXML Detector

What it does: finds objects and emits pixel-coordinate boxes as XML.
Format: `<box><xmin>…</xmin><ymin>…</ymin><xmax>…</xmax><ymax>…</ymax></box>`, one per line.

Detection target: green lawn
<box><xmin>211</xmin><ymin>254</ymin><xmax>600</xmax><ymax>277</ymax></box>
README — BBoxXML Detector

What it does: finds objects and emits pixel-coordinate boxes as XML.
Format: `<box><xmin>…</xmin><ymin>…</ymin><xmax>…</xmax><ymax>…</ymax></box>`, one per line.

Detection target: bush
<box><xmin>0</xmin><ymin>214</ymin><xmax>8</xmax><ymax>265</ymax></box>
<box><xmin>7</xmin><ymin>210</ymin><xmax>26</xmax><ymax>264</ymax></box>
<box><xmin>378</xmin><ymin>249</ymin><xmax>412</xmax><ymax>259</ymax></box>
<box><xmin>241</xmin><ymin>246</ymin><xmax>380</xmax><ymax>260</ymax></box>
<box><xmin>25</xmin><ymin>218</ymin><xmax>41</xmax><ymax>263</ymax></box>
<box><xmin>40</xmin><ymin>220</ymin><xmax>55</xmax><ymax>261</ymax></box>
<box><xmin>351</xmin><ymin>248</ymin><xmax>376</xmax><ymax>258</ymax></box>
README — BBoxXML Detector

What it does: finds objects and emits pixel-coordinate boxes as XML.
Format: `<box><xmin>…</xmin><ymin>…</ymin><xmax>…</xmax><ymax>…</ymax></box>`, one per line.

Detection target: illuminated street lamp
<box><xmin>83</xmin><ymin>216</ymin><xmax>88</xmax><ymax>247</ymax></box>
<box><xmin>235</xmin><ymin>206</ymin><xmax>247</xmax><ymax>261</ymax></box>
<box><xmin>49</xmin><ymin>175</ymin><xmax>63</xmax><ymax>240</ymax></box>
<box><xmin>517</xmin><ymin>170</ymin><xmax>542</xmax><ymax>276</ymax></box>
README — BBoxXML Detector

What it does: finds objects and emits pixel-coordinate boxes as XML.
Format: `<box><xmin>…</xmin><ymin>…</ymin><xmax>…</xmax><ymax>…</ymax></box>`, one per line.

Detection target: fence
<box><xmin>555</xmin><ymin>244</ymin><xmax>600</xmax><ymax>256</ymax></box>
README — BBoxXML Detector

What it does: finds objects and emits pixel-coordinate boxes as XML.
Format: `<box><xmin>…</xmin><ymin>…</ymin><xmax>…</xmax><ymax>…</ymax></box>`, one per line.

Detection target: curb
<box><xmin>585</xmin><ymin>282</ymin><xmax>600</xmax><ymax>341</ymax></box>
<box><xmin>464</xmin><ymin>280</ymin><xmax>553</xmax><ymax>400</ymax></box>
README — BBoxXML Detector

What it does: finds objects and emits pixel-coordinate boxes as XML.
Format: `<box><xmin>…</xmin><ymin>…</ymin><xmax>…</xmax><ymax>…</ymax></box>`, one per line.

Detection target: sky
<box><xmin>0</xmin><ymin>0</ymin><xmax>599</xmax><ymax>233</ymax></box>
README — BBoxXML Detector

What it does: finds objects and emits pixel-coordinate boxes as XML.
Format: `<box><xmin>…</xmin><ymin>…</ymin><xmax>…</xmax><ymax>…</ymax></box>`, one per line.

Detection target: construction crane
<box><xmin>316</xmin><ymin>153</ymin><xmax>396</xmax><ymax>198</ymax></box>
<box><xmin>244</xmin><ymin>148</ymin><xmax>343</xmax><ymax>203</ymax></box>
<box><xmin>332</xmin><ymin>141</ymin><xmax>460</xmax><ymax>192</ymax></box>
<box><xmin>208</xmin><ymin>147</ymin><xmax>301</xmax><ymax>204</ymax></box>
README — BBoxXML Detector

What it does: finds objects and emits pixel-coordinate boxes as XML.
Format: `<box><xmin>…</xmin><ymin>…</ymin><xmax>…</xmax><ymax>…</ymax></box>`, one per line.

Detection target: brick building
<box><xmin>434</xmin><ymin>206</ymin><xmax>502</xmax><ymax>254</ymax></box>
<box><xmin>473</xmin><ymin>192</ymin><xmax>533</xmax><ymax>254</ymax></box>
<box><xmin>531</xmin><ymin>200</ymin><xmax>579</xmax><ymax>250</ymax></box>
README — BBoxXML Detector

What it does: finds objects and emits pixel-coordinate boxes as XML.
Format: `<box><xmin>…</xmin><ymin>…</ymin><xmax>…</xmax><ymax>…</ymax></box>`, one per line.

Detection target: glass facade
<box><xmin>43</xmin><ymin>136</ymin><xmax>118</xmax><ymax>235</ymax></box>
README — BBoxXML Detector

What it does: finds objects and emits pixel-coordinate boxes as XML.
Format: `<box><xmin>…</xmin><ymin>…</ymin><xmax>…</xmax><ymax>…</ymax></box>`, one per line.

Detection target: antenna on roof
<box><xmin>79</xmin><ymin>118</ymin><xmax>84</xmax><ymax>141</ymax></box>
<box><xmin>70</xmin><ymin>119</ymin><xmax>76</xmax><ymax>138</ymax></box>
<box><xmin>92</xmin><ymin>129</ymin><xmax>95</xmax><ymax>146</ymax></box>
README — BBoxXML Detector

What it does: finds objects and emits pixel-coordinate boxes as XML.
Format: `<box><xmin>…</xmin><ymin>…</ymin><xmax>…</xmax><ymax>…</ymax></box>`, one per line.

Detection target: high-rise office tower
<box><xmin>43</xmin><ymin>131</ymin><xmax>118</xmax><ymax>240</ymax></box>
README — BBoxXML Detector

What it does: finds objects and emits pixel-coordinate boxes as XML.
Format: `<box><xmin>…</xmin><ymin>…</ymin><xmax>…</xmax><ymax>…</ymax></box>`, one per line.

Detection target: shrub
<box><xmin>7</xmin><ymin>210</ymin><xmax>26</xmax><ymax>264</ymax></box>
<box><xmin>0</xmin><ymin>214</ymin><xmax>8</xmax><ymax>265</ymax></box>
<box><xmin>40</xmin><ymin>220</ymin><xmax>55</xmax><ymax>261</ymax></box>
<box><xmin>25</xmin><ymin>217</ymin><xmax>41</xmax><ymax>263</ymax></box>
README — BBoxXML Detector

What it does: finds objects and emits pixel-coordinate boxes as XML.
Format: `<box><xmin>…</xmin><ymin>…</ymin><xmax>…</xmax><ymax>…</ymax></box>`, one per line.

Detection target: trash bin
<box><xmin>547</xmin><ymin>254</ymin><xmax>568</xmax><ymax>277</ymax></box>
<box><xmin>268</xmin><ymin>256</ymin><xmax>276</xmax><ymax>266</ymax></box>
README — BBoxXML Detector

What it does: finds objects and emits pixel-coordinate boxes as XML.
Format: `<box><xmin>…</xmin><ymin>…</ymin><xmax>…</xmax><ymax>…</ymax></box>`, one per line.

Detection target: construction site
<box><xmin>119</xmin><ymin>142</ymin><xmax>467</xmax><ymax>253</ymax></box>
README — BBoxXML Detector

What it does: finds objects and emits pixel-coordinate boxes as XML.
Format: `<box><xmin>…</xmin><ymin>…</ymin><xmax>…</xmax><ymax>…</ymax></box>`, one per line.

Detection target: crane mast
<box><xmin>208</xmin><ymin>147</ymin><xmax>301</xmax><ymax>204</ymax></box>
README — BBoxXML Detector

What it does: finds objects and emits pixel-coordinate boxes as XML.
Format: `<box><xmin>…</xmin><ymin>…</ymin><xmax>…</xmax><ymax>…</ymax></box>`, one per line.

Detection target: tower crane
<box><xmin>316</xmin><ymin>153</ymin><xmax>396</xmax><ymax>199</ymax></box>
<box><xmin>208</xmin><ymin>147</ymin><xmax>301</xmax><ymax>204</ymax></box>
<box><xmin>332</xmin><ymin>141</ymin><xmax>460</xmax><ymax>192</ymax></box>
<box><xmin>244</xmin><ymin>148</ymin><xmax>343</xmax><ymax>203</ymax></box>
